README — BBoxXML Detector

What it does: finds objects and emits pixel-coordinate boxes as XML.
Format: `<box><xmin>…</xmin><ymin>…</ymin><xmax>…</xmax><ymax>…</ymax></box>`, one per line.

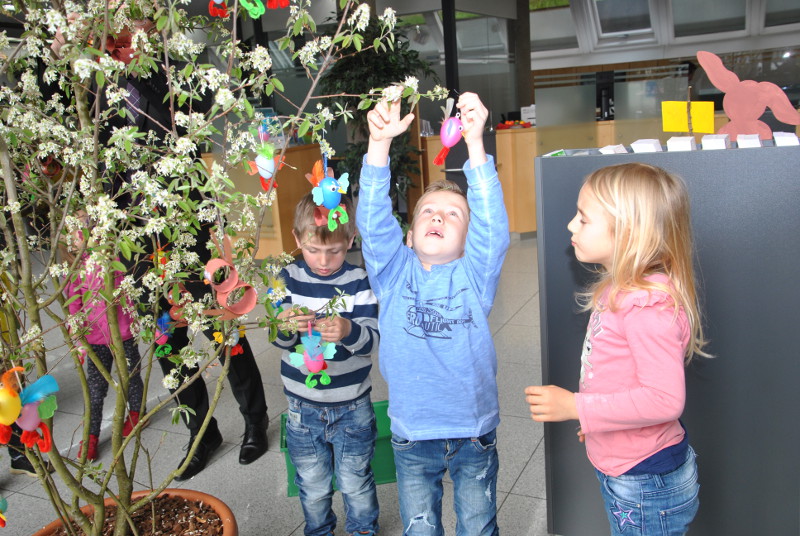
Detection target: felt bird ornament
<box><xmin>432</xmin><ymin>98</ymin><xmax>463</xmax><ymax>166</ymax></box>
<box><xmin>289</xmin><ymin>322</ymin><xmax>336</xmax><ymax>389</ymax></box>
<box><xmin>306</xmin><ymin>160</ymin><xmax>350</xmax><ymax>231</ymax></box>
<box><xmin>267</xmin><ymin>0</ymin><xmax>290</xmax><ymax>8</ymax></box>
<box><xmin>0</xmin><ymin>367</ymin><xmax>59</xmax><ymax>453</ymax></box>
<box><xmin>208</xmin><ymin>0</ymin><xmax>228</xmax><ymax>17</ymax></box>
<box><xmin>0</xmin><ymin>495</ymin><xmax>7</xmax><ymax>527</ymax></box>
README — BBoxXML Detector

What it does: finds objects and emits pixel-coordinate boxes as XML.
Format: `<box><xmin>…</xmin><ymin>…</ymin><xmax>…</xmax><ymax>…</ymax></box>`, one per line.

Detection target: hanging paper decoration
<box><xmin>289</xmin><ymin>322</ymin><xmax>336</xmax><ymax>388</ymax></box>
<box><xmin>203</xmin><ymin>235</ymin><xmax>258</xmax><ymax>320</ymax></box>
<box><xmin>239</xmin><ymin>0</ymin><xmax>265</xmax><ymax>18</ymax></box>
<box><xmin>267</xmin><ymin>0</ymin><xmax>290</xmax><ymax>8</ymax></box>
<box><xmin>305</xmin><ymin>160</ymin><xmax>350</xmax><ymax>231</ymax></box>
<box><xmin>432</xmin><ymin>98</ymin><xmax>463</xmax><ymax>166</ymax></box>
<box><xmin>208</xmin><ymin>0</ymin><xmax>228</xmax><ymax>17</ymax></box>
<box><xmin>0</xmin><ymin>368</ymin><xmax>59</xmax><ymax>454</ymax></box>
<box><xmin>247</xmin><ymin>143</ymin><xmax>284</xmax><ymax>191</ymax></box>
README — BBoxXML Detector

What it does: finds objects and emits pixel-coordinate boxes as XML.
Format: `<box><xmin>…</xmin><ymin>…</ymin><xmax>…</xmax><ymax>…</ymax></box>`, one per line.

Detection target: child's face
<box><xmin>294</xmin><ymin>232</ymin><xmax>354</xmax><ymax>277</ymax></box>
<box><xmin>567</xmin><ymin>185</ymin><xmax>615</xmax><ymax>269</ymax></box>
<box><xmin>406</xmin><ymin>190</ymin><xmax>469</xmax><ymax>270</ymax></box>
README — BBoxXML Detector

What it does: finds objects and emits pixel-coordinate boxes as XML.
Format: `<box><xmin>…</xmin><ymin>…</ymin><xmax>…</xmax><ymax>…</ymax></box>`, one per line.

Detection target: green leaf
<box><xmin>63</xmin><ymin>294</ymin><xmax>80</xmax><ymax>307</ymax></box>
<box><xmin>111</xmin><ymin>261</ymin><xmax>127</xmax><ymax>273</ymax></box>
<box><xmin>182</xmin><ymin>63</ymin><xmax>194</xmax><ymax>78</ymax></box>
<box><xmin>298</xmin><ymin>118</ymin><xmax>311</xmax><ymax>138</ymax></box>
<box><xmin>156</xmin><ymin>15</ymin><xmax>169</xmax><ymax>32</ymax></box>
<box><xmin>119</xmin><ymin>240</ymin><xmax>132</xmax><ymax>261</ymax></box>
<box><xmin>95</xmin><ymin>70</ymin><xmax>105</xmax><ymax>88</ymax></box>
<box><xmin>272</xmin><ymin>78</ymin><xmax>284</xmax><ymax>92</ymax></box>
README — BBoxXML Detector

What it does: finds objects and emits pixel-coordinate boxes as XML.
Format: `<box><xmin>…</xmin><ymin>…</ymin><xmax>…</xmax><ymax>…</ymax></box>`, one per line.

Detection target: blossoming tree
<box><xmin>0</xmin><ymin>0</ymin><xmax>445</xmax><ymax>534</ymax></box>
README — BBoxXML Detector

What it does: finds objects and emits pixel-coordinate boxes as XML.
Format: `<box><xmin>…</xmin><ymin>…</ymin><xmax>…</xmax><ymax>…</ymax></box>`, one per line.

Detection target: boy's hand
<box><xmin>315</xmin><ymin>316</ymin><xmax>351</xmax><ymax>344</ymax></box>
<box><xmin>524</xmin><ymin>385</ymin><xmax>579</xmax><ymax>422</ymax></box>
<box><xmin>456</xmin><ymin>92</ymin><xmax>489</xmax><ymax>167</ymax></box>
<box><xmin>277</xmin><ymin>306</ymin><xmax>315</xmax><ymax>333</ymax></box>
<box><xmin>456</xmin><ymin>92</ymin><xmax>489</xmax><ymax>146</ymax></box>
<box><xmin>367</xmin><ymin>95</ymin><xmax>415</xmax><ymax>143</ymax></box>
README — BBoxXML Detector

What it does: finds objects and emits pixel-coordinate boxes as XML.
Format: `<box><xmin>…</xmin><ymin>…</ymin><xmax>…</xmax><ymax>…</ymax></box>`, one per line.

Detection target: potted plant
<box><xmin>0</xmin><ymin>0</ymin><xmax>444</xmax><ymax>534</ymax></box>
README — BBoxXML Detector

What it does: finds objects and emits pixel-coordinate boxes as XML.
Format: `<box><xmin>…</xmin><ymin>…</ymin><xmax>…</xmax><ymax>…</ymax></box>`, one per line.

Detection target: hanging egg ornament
<box><xmin>432</xmin><ymin>98</ymin><xmax>464</xmax><ymax>166</ymax></box>
<box><xmin>16</xmin><ymin>401</ymin><xmax>42</xmax><ymax>431</ymax></box>
<box><xmin>318</xmin><ymin>176</ymin><xmax>343</xmax><ymax>210</ymax></box>
<box><xmin>0</xmin><ymin>368</ymin><xmax>22</xmax><ymax>426</ymax></box>
<box><xmin>255</xmin><ymin>153</ymin><xmax>276</xmax><ymax>181</ymax></box>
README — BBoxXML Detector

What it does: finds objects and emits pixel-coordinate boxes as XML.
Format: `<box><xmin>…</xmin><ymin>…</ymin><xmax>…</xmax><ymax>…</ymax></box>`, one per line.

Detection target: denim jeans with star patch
<box><xmin>595</xmin><ymin>446</ymin><xmax>699</xmax><ymax>535</ymax></box>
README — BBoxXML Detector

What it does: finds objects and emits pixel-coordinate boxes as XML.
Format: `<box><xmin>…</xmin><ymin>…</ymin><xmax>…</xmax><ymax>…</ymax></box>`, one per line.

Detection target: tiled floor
<box><xmin>2</xmin><ymin>235</ymin><xmax>549</xmax><ymax>535</ymax></box>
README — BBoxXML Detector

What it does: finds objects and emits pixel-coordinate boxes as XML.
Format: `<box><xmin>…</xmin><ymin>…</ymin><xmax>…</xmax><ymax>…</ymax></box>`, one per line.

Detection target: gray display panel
<box><xmin>535</xmin><ymin>147</ymin><xmax>800</xmax><ymax>536</ymax></box>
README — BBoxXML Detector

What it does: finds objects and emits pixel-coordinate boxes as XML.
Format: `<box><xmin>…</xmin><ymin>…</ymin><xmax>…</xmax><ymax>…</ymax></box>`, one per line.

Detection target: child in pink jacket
<box><xmin>525</xmin><ymin>163</ymin><xmax>710</xmax><ymax>535</ymax></box>
<box><xmin>65</xmin><ymin>230</ymin><xmax>144</xmax><ymax>461</ymax></box>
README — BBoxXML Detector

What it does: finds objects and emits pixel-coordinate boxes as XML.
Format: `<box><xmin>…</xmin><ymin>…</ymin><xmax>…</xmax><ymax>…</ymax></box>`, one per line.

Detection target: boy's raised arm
<box><xmin>366</xmin><ymin>97</ymin><xmax>415</xmax><ymax>166</ymax></box>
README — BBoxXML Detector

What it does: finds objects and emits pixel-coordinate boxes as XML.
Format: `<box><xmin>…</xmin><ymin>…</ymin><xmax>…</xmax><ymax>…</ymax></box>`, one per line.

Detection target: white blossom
<box><xmin>378</xmin><ymin>7</ymin><xmax>397</xmax><ymax>30</ymax></box>
<box><xmin>297</xmin><ymin>41</ymin><xmax>319</xmax><ymax>66</ymax></box>
<box><xmin>215</xmin><ymin>88</ymin><xmax>235</xmax><ymax>108</ymax></box>
<box><xmin>162</xmin><ymin>371</ymin><xmax>180</xmax><ymax>390</ymax></box>
<box><xmin>404</xmin><ymin>76</ymin><xmax>419</xmax><ymax>93</ymax></box>
<box><xmin>382</xmin><ymin>85</ymin><xmax>403</xmax><ymax>102</ymax></box>
<box><xmin>49</xmin><ymin>262</ymin><xmax>70</xmax><ymax>279</ymax></box>
<box><xmin>348</xmin><ymin>4</ymin><xmax>370</xmax><ymax>32</ymax></box>
<box><xmin>173</xmin><ymin>137</ymin><xmax>196</xmax><ymax>156</ymax></box>
<box><xmin>73</xmin><ymin>58</ymin><xmax>96</xmax><ymax>81</ymax></box>
<box><xmin>245</xmin><ymin>45</ymin><xmax>273</xmax><ymax>72</ymax></box>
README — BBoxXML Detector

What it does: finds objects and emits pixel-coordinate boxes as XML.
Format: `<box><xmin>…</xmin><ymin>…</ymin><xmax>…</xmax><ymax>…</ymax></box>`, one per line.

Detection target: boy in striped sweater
<box><xmin>273</xmin><ymin>193</ymin><xmax>380</xmax><ymax>536</ymax></box>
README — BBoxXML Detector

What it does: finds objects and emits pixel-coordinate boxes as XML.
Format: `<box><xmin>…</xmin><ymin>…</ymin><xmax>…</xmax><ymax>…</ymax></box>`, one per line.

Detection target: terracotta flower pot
<box><xmin>32</xmin><ymin>488</ymin><xmax>238</xmax><ymax>536</ymax></box>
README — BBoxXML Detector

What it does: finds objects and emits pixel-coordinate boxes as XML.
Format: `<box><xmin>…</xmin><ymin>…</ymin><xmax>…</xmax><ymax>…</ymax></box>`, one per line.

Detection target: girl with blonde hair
<box><xmin>525</xmin><ymin>162</ymin><xmax>708</xmax><ymax>535</ymax></box>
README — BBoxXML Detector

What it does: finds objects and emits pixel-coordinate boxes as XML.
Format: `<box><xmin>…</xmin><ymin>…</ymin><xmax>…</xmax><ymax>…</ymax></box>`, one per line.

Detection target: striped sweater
<box><xmin>273</xmin><ymin>260</ymin><xmax>379</xmax><ymax>404</ymax></box>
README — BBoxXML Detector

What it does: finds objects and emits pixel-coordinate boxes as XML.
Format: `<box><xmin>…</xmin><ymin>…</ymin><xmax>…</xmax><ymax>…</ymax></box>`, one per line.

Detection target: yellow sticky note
<box><xmin>661</xmin><ymin>101</ymin><xmax>715</xmax><ymax>134</ymax></box>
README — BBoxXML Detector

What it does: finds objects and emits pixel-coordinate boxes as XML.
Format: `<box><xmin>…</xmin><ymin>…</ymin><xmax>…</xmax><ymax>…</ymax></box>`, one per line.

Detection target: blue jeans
<box><xmin>392</xmin><ymin>429</ymin><xmax>499</xmax><ymax>536</ymax></box>
<box><xmin>595</xmin><ymin>446</ymin><xmax>700</xmax><ymax>536</ymax></box>
<box><xmin>286</xmin><ymin>394</ymin><xmax>379</xmax><ymax>536</ymax></box>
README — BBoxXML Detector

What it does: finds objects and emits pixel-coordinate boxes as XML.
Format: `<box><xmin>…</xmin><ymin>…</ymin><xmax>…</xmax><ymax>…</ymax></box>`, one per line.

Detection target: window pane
<box><xmin>672</xmin><ymin>0</ymin><xmax>746</xmax><ymax>37</ymax></box>
<box><xmin>531</xmin><ymin>6</ymin><xmax>579</xmax><ymax>51</ymax></box>
<box><xmin>594</xmin><ymin>0</ymin><xmax>651</xmax><ymax>34</ymax></box>
<box><xmin>765</xmin><ymin>0</ymin><xmax>800</xmax><ymax>27</ymax></box>
<box><xmin>456</xmin><ymin>15</ymin><xmax>509</xmax><ymax>59</ymax></box>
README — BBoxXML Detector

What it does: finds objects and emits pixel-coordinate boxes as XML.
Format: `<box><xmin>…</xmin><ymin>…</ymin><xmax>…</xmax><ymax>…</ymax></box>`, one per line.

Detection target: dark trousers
<box><xmin>157</xmin><ymin>323</ymin><xmax>267</xmax><ymax>434</ymax></box>
<box><xmin>129</xmin><ymin>224</ymin><xmax>267</xmax><ymax>437</ymax></box>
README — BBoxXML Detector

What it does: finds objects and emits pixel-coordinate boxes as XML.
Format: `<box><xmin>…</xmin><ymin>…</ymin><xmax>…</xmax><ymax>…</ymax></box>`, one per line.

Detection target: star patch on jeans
<box><xmin>611</xmin><ymin>501</ymin><xmax>640</xmax><ymax>531</ymax></box>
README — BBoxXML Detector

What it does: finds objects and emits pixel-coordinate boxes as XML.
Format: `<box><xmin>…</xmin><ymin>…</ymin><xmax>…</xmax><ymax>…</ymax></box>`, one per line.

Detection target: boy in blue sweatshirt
<box><xmin>273</xmin><ymin>193</ymin><xmax>380</xmax><ymax>536</ymax></box>
<box><xmin>357</xmin><ymin>92</ymin><xmax>509</xmax><ymax>535</ymax></box>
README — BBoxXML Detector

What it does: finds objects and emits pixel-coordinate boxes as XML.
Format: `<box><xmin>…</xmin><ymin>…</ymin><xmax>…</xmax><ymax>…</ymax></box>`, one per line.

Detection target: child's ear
<box><xmin>405</xmin><ymin>229</ymin><xmax>414</xmax><ymax>248</ymax></box>
<box><xmin>292</xmin><ymin>230</ymin><xmax>303</xmax><ymax>250</ymax></box>
<box><xmin>347</xmin><ymin>235</ymin><xmax>355</xmax><ymax>250</ymax></box>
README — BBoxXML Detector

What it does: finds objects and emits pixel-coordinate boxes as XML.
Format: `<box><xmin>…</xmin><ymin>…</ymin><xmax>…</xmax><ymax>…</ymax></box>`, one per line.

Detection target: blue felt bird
<box><xmin>313</xmin><ymin>173</ymin><xmax>349</xmax><ymax>210</ymax></box>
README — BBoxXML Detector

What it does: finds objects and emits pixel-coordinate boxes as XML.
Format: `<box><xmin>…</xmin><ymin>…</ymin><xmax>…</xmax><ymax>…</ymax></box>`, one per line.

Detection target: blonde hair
<box><xmin>578</xmin><ymin>162</ymin><xmax>709</xmax><ymax>360</ymax></box>
<box><xmin>411</xmin><ymin>180</ymin><xmax>469</xmax><ymax>223</ymax></box>
<box><xmin>293</xmin><ymin>193</ymin><xmax>356</xmax><ymax>246</ymax></box>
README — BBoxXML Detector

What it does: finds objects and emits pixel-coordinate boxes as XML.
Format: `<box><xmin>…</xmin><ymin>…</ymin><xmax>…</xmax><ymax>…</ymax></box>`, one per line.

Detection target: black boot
<box><xmin>238</xmin><ymin>416</ymin><xmax>268</xmax><ymax>465</ymax></box>
<box><xmin>174</xmin><ymin>425</ymin><xmax>223</xmax><ymax>481</ymax></box>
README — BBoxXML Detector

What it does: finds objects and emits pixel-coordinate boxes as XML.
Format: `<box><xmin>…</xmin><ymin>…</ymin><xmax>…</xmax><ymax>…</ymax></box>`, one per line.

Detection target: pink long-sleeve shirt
<box><xmin>574</xmin><ymin>274</ymin><xmax>689</xmax><ymax>477</ymax></box>
<box><xmin>65</xmin><ymin>257</ymin><xmax>136</xmax><ymax>346</ymax></box>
